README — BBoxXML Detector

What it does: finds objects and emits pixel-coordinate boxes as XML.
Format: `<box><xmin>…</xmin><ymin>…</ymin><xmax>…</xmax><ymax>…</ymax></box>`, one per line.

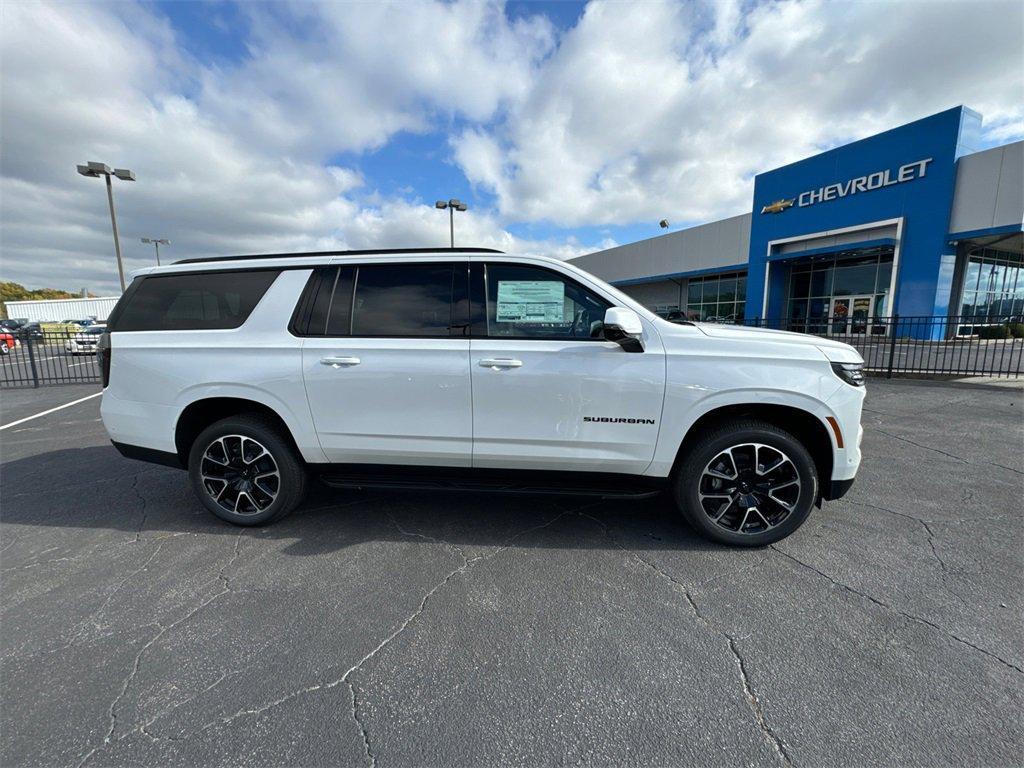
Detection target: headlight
<box><xmin>831</xmin><ymin>362</ymin><xmax>865</xmax><ymax>387</ymax></box>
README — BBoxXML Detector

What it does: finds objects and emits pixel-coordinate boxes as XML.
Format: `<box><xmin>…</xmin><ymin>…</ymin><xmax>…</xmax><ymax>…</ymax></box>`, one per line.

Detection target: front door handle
<box><xmin>321</xmin><ymin>356</ymin><xmax>361</xmax><ymax>367</ymax></box>
<box><xmin>478</xmin><ymin>358</ymin><xmax>523</xmax><ymax>369</ymax></box>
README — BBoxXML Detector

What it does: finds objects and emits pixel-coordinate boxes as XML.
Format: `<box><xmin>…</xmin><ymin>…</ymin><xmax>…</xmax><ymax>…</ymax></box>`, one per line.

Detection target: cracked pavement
<box><xmin>1</xmin><ymin>379</ymin><xmax>1021</xmax><ymax>767</ymax></box>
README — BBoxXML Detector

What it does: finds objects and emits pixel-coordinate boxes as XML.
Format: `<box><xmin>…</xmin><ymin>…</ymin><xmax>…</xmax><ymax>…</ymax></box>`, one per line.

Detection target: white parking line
<box><xmin>0</xmin><ymin>392</ymin><xmax>102</xmax><ymax>431</ymax></box>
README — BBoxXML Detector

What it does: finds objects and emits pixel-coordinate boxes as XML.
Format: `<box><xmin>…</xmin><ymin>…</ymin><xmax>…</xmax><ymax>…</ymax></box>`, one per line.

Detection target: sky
<box><xmin>1</xmin><ymin>0</ymin><xmax>1022</xmax><ymax>296</ymax></box>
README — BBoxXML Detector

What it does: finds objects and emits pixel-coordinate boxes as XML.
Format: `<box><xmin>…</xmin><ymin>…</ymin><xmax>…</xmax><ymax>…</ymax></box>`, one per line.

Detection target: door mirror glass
<box><xmin>602</xmin><ymin>307</ymin><xmax>644</xmax><ymax>352</ymax></box>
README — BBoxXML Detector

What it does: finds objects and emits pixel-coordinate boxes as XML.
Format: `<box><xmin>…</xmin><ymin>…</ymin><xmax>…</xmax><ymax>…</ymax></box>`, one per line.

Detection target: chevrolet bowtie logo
<box><xmin>761</xmin><ymin>198</ymin><xmax>794</xmax><ymax>214</ymax></box>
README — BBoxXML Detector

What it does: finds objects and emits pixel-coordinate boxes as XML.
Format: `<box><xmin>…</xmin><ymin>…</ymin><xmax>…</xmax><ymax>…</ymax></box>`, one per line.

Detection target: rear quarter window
<box><xmin>108</xmin><ymin>270</ymin><xmax>281</xmax><ymax>331</ymax></box>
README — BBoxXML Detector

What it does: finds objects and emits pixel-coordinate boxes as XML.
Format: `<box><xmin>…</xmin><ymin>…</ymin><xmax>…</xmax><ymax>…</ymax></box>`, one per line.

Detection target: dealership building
<box><xmin>572</xmin><ymin>107</ymin><xmax>1022</xmax><ymax>337</ymax></box>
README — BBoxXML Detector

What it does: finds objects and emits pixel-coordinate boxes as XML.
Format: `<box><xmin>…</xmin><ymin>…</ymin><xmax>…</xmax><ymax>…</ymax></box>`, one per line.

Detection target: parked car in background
<box><xmin>100</xmin><ymin>247</ymin><xmax>865</xmax><ymax>546</ymax></box>
<box><xmin>17</xmin><ymin>322</ymin><xmax>43</xmax><ymax>341</ymax></box>
<box><xmin>65</xmin><ymin>326</ymin><xmax>105</xmax><ymax>355</ymax></box>
<box><xmin>56</xmin><ymin>319</ymin><xmax>91</xmax><ymax>332</ymax></box>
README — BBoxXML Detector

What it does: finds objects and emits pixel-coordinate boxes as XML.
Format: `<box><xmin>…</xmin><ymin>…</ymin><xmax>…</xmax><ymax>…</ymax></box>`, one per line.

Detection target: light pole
<box><xmin>435</xmin><ymin>198</ymin><xmax>468</xmax><ymax>247</ymax></box>
<box><xmin>141</xmin><ymin>237</ymin><xmax>170</xmax><ymax>266</ymax></box>
<box><xmin>77</xmin><ymin>161</ymin><xmax>135</xmax><ymax>292</ymax></box>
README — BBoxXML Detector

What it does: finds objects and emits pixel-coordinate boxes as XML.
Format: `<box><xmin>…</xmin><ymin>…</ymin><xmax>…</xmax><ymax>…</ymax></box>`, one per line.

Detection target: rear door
<box><xmin>469</xmin><ymin>261</ymin><xmax>666</xmax><ymax>474</ymax></box>
<box><xmin>300</xmin><ymin>261</ymin><xmax>473</xmax><ymax>466</ymax></box>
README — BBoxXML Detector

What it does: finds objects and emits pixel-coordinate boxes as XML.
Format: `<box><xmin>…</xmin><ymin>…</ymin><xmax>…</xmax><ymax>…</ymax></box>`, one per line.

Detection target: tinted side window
<box><xmin>483</xmin><ymin>264</ymin><xmax>610</xmax><ymax>339</ymax></box>
<box><xmin>291</xmin><ymin>267</ymin><xmax>335</xmax><ymax>337</ymax></box>
<box><xmin>110</xmin><ymin>270</ymin><xmax>280</xmax><ymax>331</ymax></box>
<box><xmin>290</xmin><ymin>267</ymin><xmax>356</xmax><ymax>337</ymax></box>
<box><xmin>351</xmin><ymin>264</ymin><xmax>454</xmax><ymax>337</ymax></box>
<box><xmin>325</xmin><ymin>268</ymin><xmax>355</xmax><ymax>336</ymax></box>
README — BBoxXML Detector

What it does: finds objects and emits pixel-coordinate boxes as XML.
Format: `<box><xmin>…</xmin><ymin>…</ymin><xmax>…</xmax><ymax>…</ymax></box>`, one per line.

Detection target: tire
<box><xmin>188</xmin><ymin>414</ymin><xmax>307</xmax><ymax>526</ymax></box>
<box><xmin>673</xmin><ymin>419</ymin><xmax>818</xmax><ymax>546</ymax></box>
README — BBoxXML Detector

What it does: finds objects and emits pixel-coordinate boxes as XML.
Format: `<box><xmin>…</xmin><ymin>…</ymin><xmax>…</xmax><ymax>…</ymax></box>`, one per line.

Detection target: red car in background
<box><xmin>0</xmin><ymin>332</ymin><xmax>17</xmax><ymax>355</ymax></box>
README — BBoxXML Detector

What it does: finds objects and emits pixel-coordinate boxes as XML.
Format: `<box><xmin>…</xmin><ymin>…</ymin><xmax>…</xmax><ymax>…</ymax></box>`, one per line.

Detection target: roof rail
<box><xmin>173</xmin><ymin>246</ymin><xmax>504</xmax><ymax>265</ymax></box>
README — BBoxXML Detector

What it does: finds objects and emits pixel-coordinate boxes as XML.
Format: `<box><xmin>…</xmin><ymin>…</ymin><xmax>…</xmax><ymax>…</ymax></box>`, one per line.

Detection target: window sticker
<box><xmin>496</xmin><ymin>280</ymin><xmax>565</xmax><ymax>323</ymax></box>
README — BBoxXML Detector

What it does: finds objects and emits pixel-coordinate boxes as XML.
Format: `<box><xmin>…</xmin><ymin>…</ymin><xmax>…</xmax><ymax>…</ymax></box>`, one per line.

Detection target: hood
<box><xmin>659</xmin><ymin>321</ymin><xmax>863</xmax><ymax>363</ymax></box>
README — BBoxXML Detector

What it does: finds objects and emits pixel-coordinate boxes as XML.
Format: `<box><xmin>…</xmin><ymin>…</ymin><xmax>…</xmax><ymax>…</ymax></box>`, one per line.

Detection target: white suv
<box><xmin>99</xmin><ymin>248</ymin><xmax>865</xmax><ymax>545</ymax></box>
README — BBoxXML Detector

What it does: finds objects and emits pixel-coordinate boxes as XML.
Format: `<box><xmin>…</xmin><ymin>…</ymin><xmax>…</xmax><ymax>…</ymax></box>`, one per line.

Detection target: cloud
<box><xmin>0</xmin><ymin>1</ymin><xmax>566</xmax><ymax>295</ymax></box>
<box><xmin>454</xmin><ymin>0</ymin><xmax>1024</xmax><ymax>226</ymax></box>
<box><xmin>337</xmin><ymin>196</ymin><xmax>602</xmax><ymax>261</ymax></box>
<box><xmin>200</xmin><ymin>0</ymin><xmax>555</xmax><ymax>158</ymax></box>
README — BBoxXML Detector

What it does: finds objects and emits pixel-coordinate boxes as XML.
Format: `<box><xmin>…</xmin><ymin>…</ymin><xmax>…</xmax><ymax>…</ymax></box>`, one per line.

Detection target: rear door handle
<box><xmin>478</xmin><ymin>358</ymin><xmax>523</xmax><ymax>369</ymax></box>
<box><xmin>321</xmin><ymin>356</ymin><xmax>361</xmax><ymax>367</ymax></box>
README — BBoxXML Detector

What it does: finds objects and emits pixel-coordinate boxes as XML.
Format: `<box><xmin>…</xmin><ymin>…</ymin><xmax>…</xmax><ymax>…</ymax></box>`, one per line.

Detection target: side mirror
<box><xmin>602</xmin><ymin>307</ymin><xmax>644</xmax><ymax>353</ymax></box>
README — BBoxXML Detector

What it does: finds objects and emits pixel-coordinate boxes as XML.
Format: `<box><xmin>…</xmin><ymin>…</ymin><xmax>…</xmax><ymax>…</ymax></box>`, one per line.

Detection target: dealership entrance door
<box><xmin>829</xmin><ymin>295</ymin><xmax>874</xmax><ymax>334</ymax></box>
<box><xmin>782</xmin><ymin>245</ymin><xmax>895</xmax><ymax>334</ymax></box>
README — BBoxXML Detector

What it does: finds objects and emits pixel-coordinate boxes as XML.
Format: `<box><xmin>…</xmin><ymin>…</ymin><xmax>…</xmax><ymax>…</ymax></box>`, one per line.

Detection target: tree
<box><xmin>0</xmin><ymin>281</ymin><xmax>96</xmax><ymax>319</ymax></box>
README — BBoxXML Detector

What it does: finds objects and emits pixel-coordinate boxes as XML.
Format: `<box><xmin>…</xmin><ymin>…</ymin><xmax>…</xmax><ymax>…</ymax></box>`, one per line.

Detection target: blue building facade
<box><xmin>747</xmin><ymin>106</ymin><xmax>979</xmax><ymax>324</ymax></box>
<box><xmin>574</xmin><ymin>107</ymin><xmax>1023</xmax><ymax>339</ymax></box>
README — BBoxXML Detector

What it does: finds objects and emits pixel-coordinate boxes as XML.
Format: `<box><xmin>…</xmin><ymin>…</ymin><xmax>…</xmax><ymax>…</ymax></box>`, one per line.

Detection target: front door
<box><xmin>469</xmin><ymin>262</ymin><xmax>666</xmax><ymax>474</ymax></box>
<box><xmin>301</xmin><ymin>262</ymin><xmax>473</xmax><ymax>466</ymax></box>
<box><xmin>830</xmin><ymin>295</ymin><xmax>873</xmax><ymax>334</ymax></box>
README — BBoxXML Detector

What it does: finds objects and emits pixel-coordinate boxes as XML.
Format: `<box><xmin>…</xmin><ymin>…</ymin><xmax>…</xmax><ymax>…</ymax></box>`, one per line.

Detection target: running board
<box><xmin>317</xmin><ymin>465</ymin><xmax>665</xmax><ymax>500</ymax></box>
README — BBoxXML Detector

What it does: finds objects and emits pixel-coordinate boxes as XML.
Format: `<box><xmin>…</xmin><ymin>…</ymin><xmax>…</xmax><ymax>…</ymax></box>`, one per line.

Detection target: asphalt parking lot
<box><xmin>1</xmin><ymin>379</ymin><xmax>1021</xmax><ymax>767</ymax></box>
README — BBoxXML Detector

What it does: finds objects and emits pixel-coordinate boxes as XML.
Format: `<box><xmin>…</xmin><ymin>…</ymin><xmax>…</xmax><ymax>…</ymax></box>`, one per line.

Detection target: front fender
<box><xmin>647</xmin><ymin>372</ymin><xmax>844</xmax><ymax>478</ymax></box>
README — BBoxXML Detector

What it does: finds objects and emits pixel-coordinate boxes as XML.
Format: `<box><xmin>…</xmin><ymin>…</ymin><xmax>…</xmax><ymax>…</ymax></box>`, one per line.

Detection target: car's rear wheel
<box><xmin>188</xmin><ymin>415</ymin><xmax>307</xmax><ymax>526</ymax></box>
<box><xmin>674</xmin><ymin>419</ymin><xmax>818</xmax><ymax>546</ymax></box>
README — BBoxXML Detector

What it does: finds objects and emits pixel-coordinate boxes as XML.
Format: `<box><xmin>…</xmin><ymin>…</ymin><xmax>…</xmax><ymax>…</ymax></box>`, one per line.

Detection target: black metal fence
<box><xmin>742</xmin><ymin>314</ymin><xmax>1023</xmax><ymax>377</ymax></box>
<box><xmin>1</xmin><ymin>328</ymin><xmax>103</xmax><ymax>387</ymax></box>
<box><xmin>1</xmin><ymin>315</ymin><xmax>1021</xmax><ymax>388</ymax></box>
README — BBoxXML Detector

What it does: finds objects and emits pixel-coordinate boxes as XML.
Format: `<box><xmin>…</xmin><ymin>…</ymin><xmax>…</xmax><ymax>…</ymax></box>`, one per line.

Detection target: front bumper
<box><xmin>825</xmin><ymin>377</ymin><xmax>866</xmax><ymax>482</ymax></box>
<box><xmin>824</xmin><ymin>477</ymin><xmax>855</xmax><ymax>500</ymax></box>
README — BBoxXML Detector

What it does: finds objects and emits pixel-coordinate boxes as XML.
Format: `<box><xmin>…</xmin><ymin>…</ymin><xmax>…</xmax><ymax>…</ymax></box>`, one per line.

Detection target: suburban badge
<box><xmin>584</xmin><ymin>416</ymin><xmax>657</xmax><ymax>425</ymax></box>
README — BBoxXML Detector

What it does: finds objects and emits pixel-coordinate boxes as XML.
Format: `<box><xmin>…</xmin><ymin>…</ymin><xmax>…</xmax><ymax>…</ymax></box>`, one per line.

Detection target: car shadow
<box><xmin>1</xmin><ymin>445</ymin><xmax>723</xmax><ymax>555</ymax></box>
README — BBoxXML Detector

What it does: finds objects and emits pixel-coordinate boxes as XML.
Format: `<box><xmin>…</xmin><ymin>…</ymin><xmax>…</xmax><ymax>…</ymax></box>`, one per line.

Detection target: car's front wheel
<box><xmin>188</xmin><ymin>415</ymin><xmax>307</xmax><ymax>526</ymax></box>
<box><xmin>674</xmin><ymin>419</ymin><xmax>818</xmax><ymax>546</ymax></box>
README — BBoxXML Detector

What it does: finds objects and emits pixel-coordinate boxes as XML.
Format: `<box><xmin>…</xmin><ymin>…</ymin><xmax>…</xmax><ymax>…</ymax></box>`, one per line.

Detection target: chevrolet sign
<box><xmin>760</xmin><ymin>157</ymin><xmax>933</xmax><ymax>214</ymax></box>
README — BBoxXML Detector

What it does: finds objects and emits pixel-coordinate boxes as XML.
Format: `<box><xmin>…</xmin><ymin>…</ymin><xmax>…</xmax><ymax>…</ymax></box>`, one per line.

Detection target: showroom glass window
<box><xmin>785</xmin><ymin>247</ymin><xmax>894</xmax><ymax>331</ymax></box>
<box><xmin>684</xmin><ymin>272</ymin><xmax>747</xmax><ymax>322</ymax></box>
<box><xmin>482</xmin><ymin>264</ymin><xmax>610</xmax><ymax>339</ymax></box>
<box><xmin>958</xmin><ymin>246</ymin><xmax>1023</xmax><ymax>320</ymax></box>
